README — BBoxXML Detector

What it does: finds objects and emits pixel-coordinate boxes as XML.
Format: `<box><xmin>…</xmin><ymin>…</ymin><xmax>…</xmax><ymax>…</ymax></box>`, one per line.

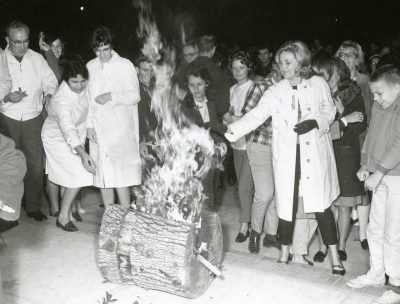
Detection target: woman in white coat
<box><xmin>225</xmin><ymin>41</ymin><xmax>345</xmax><ymax>275</ymax></box>
<box><xmin>86</xmin><ymin>27</ymin><xmax>141</xmax><ymax>207</ymax></box>
<box><xmin>42</xmin><ymin>56</ymin><xmax>95</xmax><ymax>232</ymax></box>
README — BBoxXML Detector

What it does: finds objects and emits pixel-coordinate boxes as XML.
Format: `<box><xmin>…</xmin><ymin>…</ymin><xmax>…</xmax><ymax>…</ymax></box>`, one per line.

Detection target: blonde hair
<box><xmin>335</xmin><ymin>40</ymin><xmax>364</xmax><ymax>68</ymax></box>
<box><xmin>275</xmin><ymin>40</ymin><xmax>313</xmax><ymax>79</ymax></box>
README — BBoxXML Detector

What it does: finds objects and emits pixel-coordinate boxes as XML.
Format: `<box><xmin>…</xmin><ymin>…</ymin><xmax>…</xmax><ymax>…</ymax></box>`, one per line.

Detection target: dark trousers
<box><xmin>278</xmin><ymin>144</ymin><xmax>338</xmax><ymax>246</ymax></box>
<box><xmin>1</xmin><ymin>113</ymin><xmax>44</xmax><ymax>212</ymax></box>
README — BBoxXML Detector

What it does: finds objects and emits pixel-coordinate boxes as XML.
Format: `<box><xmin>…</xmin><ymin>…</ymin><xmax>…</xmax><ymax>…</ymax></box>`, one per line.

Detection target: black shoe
<box><xmin>235</xmin><ymin>231</ymin><xmax>249</xmax><ymax>243</ymax></box>
<box><xmin>361</xmin><ymin>239</ymin><xmax>369</xmax><ymax>250</ymax></box>
<box><xmin>338</xmin><ymin>249</ymin><xmax>347</xmax><ymax>261</ymax></box>
<box><xmin>263</xmin><ymin>234</ymin><xmax>280</xmax><ymax>249</ymax></box>
<box><xmin>72</xmin><ymin>212</ymin><xmax>83</xmax><ymax>222</ymax></box>
<box><xmin>227</xmin><ymin>177</ymin><xmax>237</xmax><ymax>187</ymax></box>
<box><xmin>350</xmin><ymin>218</ymin><xmax>359</xmax><ymax>225</ymax></box>
<box><xmin>27</xmin><ymin>211</ymin><xmax>48</xmax><ymax>221</ymax></box>
<box><xmin>332</xmin><ymin>264</ymin><xmax>346</xmax><ymax>276</ymax></box>
<box><xmin>313</xmin><ymin>250</ymin><xmax>328</xmax><ymax>263</ymax></box>
<box><xmin>56</xmin><ymin>219</ymin><xmax>78</xmax><ymax>232</ymax></box>
<box><xmin>248</xmin><ymin>230</ymin><xmax>260</xmax><ymax>254</ymax></box>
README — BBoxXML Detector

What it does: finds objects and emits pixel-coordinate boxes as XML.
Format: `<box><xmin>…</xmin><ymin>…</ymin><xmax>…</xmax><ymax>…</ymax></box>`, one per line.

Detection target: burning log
<box><xmin>98</xmin><ymin>205</ymin><xmax>223</xmax><ymax>298</ymax></box>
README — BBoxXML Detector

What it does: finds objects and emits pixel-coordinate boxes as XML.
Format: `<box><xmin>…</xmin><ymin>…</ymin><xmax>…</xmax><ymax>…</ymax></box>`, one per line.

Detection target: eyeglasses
<box><xmin>10</xmin><ymin>39</ymin><xmax>29</xmax><ymax>46</ymax></box>
<box><xmin>338</xmin><ymin>52</ymin><xmax>356</xmax><ymax>60</ymax></box>
<box><xmin>184</xmin><ymin>52</ymin><xmax>198</xmax><ymax>59</ymax></box>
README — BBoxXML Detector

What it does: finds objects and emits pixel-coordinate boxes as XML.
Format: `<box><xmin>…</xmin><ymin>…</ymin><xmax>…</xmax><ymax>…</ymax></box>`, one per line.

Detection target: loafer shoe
<box><xmin>56</xmin><ymin>219</ymin><xmax>78</xmax><ymax>232</ymax></box>
<box><xmin>27</xmin><ymin>211</ymin><xmax>48</xmax><ymax>221</ymax></box>
<box><xmin>235</xmin><ymin>231</ymin><xmax>249</xmax><ymax>243</ymax></box>
<box><xmin>248</xmin><ymin>230</ymin><xmax>260</xmax><ymax>254</ymax></box>
<box><xmin>263</xmin><ymin>234</ymin><xmax>280</xmax><ymax>249</ymax></box>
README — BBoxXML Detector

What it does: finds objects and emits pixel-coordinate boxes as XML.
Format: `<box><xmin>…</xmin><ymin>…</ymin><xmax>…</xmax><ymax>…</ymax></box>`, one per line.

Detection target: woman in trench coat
<box><xmin>86</xmin><ymin>27</ymin><xmax>141</xmax><ymax>207</ymax></box>
<box><xmin>225</xmin><ymin>41</ymin><xmax>344</xmax><ymax>275</ymax></box>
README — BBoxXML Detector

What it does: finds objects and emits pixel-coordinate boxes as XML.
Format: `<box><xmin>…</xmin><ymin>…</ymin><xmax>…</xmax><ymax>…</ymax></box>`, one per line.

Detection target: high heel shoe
<box><xmin>338</xmin><ymin>249</ymin><xmax>347</xmax><ymax>261</ymax></box>
<box><xmin>56</xmin><ymin>219</ymin><xmax>78</xmax><ymax>232</ymax></box>
<box><xmin>332</xmin><ymin>264</ymin><xmax>346</xmax><ymax>276</ymax></box>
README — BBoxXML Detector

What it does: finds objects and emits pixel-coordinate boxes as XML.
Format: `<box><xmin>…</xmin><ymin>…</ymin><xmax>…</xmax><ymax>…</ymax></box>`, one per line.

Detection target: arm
<box><xmin>40</xmin><ymin>55</ymin><xmax>58</xmax><ymax>98</ymax></box>
<box><xmin>225</xmin><ymin>87</ymin><xmax>275</xmax><ymax>142</ymax></box>
<box><xmin>0</xmin><ymin>49</ymin><xmax>12</xmax><ymax>101</ymax></box>
<box><xmin>377</xmin><ymin>112</ymin><xmax>400</xmax><ymax>174</ymax></box>
<box><xmin>44</xmin><ymin>50</ymin><xmax>62</xmax><ymax>83</ymax></box>
<box><xmin>109</xmin><ymin>61</ymin><xmax>140</xmax><ymax>107</ymax></box>
<box><xmin>314</xmin><ymin>78</ymin><xmax>336</xmax><ymax>135</ymax></box>
<box><xmin>52</xmin><ymin>96</ymin><xmax>83</xmax><ymax>150</ymax></box>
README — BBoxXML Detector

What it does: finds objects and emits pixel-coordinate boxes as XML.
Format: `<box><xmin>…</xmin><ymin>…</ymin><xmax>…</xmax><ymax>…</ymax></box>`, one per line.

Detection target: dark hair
<box><xmin>312</xmin><ymin>51</ymin><xmax>333</xmax><ymax>81</ymax></box>
<box><xmin>228</xmin><ymin>51</ymin><xmax>255</xmax><ymax>72</ymax></box>
<box><xmin>257</xmin><ymin>43</ymin><xmax>271</xmax><ymax>53</ymax></box>
<box><xmin>185</xmin><ymin>65</ymin><xmax>212</xmax><ymax>86</ymax></box>
<box><xmin>42</xmin><ymin>32</ymin><xmax>63</xmax><ymax>47</ymax></box>
<box><xmin>183</xmin><ymin>40</ymin><xmax>198</xmax><ymax>50</ymax></box>
<box><xmin>197</xmin><ymin>35</ymin><xmax>216</xmax><ymax>53</ymax></box>
<box><xmin>331</xmin><ymin>57</ymin><xmax>352</xmax><ymax>91</ymax></box>
<box><xmin>91</xmin><ymin>26</ymin><xmax>114</xmax><ymax>50</ymax></box>
<box><xmin>6</xmin><ymin>20</ymin><xmax>29</xmax><ymax>36</ymax></box>
<box><xmin>135</xmin><ymin>52</ymin><xmax>152</xmax><ymax>67</ymax></box>
<box><xmin>61</xmin><ymin>55</ymin><xmax>89</xmax><ymax>82</ymax></box>
<box><xmin>370</xmin><ymin>64</ymin><xmax>400</xmax><ymax>85</ymax></box>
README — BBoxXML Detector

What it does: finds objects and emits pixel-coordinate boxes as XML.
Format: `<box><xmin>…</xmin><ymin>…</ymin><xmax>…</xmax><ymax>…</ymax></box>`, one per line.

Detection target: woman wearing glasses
<box><xmin>86</xmin><ymin>27</ymin><xmax>141</xmax><ymax>209</ymax></box>
<box><xmin>336</xmin><ymin>40</ymin><xmax>372</xmax><ymax>251</ymax></box>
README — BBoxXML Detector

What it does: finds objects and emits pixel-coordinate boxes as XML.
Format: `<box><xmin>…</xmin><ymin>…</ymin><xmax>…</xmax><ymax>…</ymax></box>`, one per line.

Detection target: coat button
<box><xmin>307</xmin><ymin>107</ymin><xmax>311</xmax><ymax>111</ymax></box>
<box><xmin>306</xmin><ymin>176</ymin><xmax>310</xmax><ymax>179</ymax></box>
<box><xmin>306</xmin><ymin>141</ymin><xmax>310</xmax><ymax>145</ymax></box>
<box><xmin>306</xmin><ymin>159</ymin><xmax>310</xmax><ymax>163</ymax></box>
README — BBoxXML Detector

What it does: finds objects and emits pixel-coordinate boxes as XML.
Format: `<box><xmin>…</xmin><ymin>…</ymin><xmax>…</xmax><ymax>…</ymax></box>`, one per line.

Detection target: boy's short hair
<box><xmin>197</xmin><ymin>35</ymin><xmax>216</xmax><ymax>53</ymax></box>
<box><xmin>370</xmin><ymin>64</ymin><xmax>400</xmax><ymax>85</ymax></box>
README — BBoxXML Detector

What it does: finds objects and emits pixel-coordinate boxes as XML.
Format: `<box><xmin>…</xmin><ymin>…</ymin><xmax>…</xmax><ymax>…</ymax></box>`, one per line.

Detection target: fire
<box><xmin>132</xmin><ymin>0</ymin><xmax>224</xmax><ymax>223</ymax></box>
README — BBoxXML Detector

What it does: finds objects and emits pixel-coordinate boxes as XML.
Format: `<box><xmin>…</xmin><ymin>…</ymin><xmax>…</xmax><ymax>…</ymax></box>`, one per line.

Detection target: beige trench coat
<box><xmin>226</xmin><ymin>76</ymin><xmax>340</xmax><ymax>221</ymax></box>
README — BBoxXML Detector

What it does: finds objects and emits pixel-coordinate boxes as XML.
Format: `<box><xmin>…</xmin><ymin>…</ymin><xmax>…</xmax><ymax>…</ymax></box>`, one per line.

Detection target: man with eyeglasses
<box><xmin>0</xmin><ymin>20</ymin><xmax>58</xmax><ymax>222</ymax></box>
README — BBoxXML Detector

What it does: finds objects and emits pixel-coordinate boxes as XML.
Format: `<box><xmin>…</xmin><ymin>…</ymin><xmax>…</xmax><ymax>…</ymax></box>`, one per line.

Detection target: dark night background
<box><xmin>1</xmin><ymin>0</ymin><xmax>400</xmax><ymax>60</ymax></box>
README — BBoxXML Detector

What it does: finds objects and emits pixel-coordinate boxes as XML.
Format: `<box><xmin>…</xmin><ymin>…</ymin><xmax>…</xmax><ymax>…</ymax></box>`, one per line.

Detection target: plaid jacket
<box><xmin>241</xmin><ymin>76</ymin><xmax>275</xmax><ymax>146</ymax></box>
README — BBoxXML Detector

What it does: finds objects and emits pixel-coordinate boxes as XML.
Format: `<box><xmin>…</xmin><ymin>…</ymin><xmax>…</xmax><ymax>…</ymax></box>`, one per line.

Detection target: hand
<box><xmin>345</xmin><ymin>111</ymin><xmax>364</xmax><ymax>124</ymax></box>
<box><xmin>38</xmin><ymin>32</ymin><xmax>50</xmax><ymax>52</ymax></box>
<box><xmin>222</xmin><ymin>113</ymin><xmax>233</xmax><ymax>125</ymax></box>
<box><xmin>95</xmin><ymin>92</ymin><xmax>112</xmax><ymax>105</ymax></box>
<box><xmin>294</xmin><ymin>119</ymin><xmax>319</xmax><ymax>135</ymax></box>
<box><xmin>356</xmin><ymin>166</ymin><xmax>370</xmax><ymax>181</ymax></box>
<box><xmin>87</xmin><ymin>128</ymin><xmax>98</xmax><ymax>144</ymax></box>
<box><xmin>139</xmin><ymin>142</ymin><xmax>148</xmax><ymax>156</ymax></box>
<box><xmin>217</xmin><ymin>142</ymin><xmax>227</xmax><ymax>157</ymax></box>
<box><xmin>4</xmin><ymin>88</ymin><xmax>28</xmax><ymax>103</ymax></box>
<box><xmin>42</xmin><ymin>94</ymin><xmax>52</xmax><ymax>106</ymax></box>
<box><xmin>80</xmin><ymin>152</ymin><xmax>96</xmax><ymax>174</ymax></box>
<box><xmin>364</xmin><ymin>171</ymin><xmax>384</xmax><ymax>192</ymax></box>
<box><xmin>334</xmin><ymin>96</ymin><xmax>345</xmax><ymax>115</ymax></box>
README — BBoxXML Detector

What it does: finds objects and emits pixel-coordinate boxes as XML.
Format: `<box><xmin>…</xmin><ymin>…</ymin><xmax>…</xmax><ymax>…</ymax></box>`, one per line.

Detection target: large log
<box><xmin>98</xmin><ymin>205</ymin><xmax>223</xmax><ymax>298</ymax></box>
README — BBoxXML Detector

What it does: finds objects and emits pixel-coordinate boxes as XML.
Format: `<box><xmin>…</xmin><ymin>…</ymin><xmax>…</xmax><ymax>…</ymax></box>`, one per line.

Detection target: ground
<box><xmin>0</xmin><ymin>185</ymin><xmax>384</xmax><ymax>304</ymax></box>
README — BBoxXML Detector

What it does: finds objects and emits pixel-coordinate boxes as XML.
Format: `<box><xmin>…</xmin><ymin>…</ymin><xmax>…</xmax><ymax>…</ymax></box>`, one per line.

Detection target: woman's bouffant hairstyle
<box><xmin>185</xmin><ymin>65</ymin><xmax>212</xmax><ymax>87</ymax></box>
<box><xmin>370</xmin><ymin>64</ymin><xmax>400</xmax><ymax>85</ymax></box>
<box><xmin>275</xmin><ymin>41</ymin><xmax>313</xmax><ymax>79</ymax></box>
<box><xmin>91</xmin><ymin>26</ymin><xmax>114</xmax><ymax>50</ymax></box>
<box><xmin>228</xmin><ymin>51</ymin><xmax>255</xmax><ymax>72</ymax></box>
<box><xmin>335</xmin><ymin>40</ymin><xmax>364</xmax><ymax>68</ymax></box>
<box><xmin>61</xmin><ymin>55</ymin><xmax>89</xmax><ymax>82</ymax></box>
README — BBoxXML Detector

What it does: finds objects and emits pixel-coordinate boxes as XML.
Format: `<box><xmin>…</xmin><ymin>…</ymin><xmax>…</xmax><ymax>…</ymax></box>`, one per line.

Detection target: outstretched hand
<box><xmin>294</xmin><ymin>119</ymin><xmax>319</xmax><ymax>135</ymax></box>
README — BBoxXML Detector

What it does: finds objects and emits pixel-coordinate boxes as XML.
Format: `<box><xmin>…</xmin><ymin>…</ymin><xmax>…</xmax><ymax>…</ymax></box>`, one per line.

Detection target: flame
<box><xmin>132</xmin><ymin>0</ymin><xmax>223</xmax><ymax>223</ymax></box>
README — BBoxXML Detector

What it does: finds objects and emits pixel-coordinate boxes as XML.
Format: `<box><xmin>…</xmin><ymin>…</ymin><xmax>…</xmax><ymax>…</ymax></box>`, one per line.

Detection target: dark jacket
<box><xmin>138</xmin><ymin>81</ymin><xmax>158</xmax><ymax>143</ymax></box>
<box><xmin>332</xmin><ymin>82</ymin><xmax>367</xmax><ymax>197</ymax></box>
<box><xmin>178</xmin><ymin>56</ymin><xmax>232</xmax><ymax>117</ymax></box>
<box><xmin>181</xmin><ymin>94</ymin><xmax>227</xmax><ymax>144</ymax></box>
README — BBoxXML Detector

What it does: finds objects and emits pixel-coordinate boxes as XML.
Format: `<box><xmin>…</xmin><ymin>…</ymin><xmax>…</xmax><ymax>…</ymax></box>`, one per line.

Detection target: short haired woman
<box><xmin>41</xmin><ymin>56</ymin><xmax>95</xmax><ymax>232</ymax></box>
<box><xmin>86</xmin><ymin>26</ymin><xmax>141</xmax><ymax>209</ymax></box>
<box><xmin>225</xmin><ymin>41</ymin><xmax>345</xmax><ymax>275</ymax></box>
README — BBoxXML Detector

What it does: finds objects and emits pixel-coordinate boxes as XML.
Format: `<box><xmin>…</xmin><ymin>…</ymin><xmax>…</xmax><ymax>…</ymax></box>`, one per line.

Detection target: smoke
<box><xmin>132</xmin><ymin>0</ymin><xmax>223</xmax><ymax>223</ymax></box>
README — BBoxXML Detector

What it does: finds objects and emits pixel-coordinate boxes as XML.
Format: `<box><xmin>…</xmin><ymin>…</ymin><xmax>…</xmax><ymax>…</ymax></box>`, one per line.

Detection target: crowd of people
<box><xmin>0</xmin><ymin>19</ymin><xmax>400</xmax><ymax>304</ymax></box>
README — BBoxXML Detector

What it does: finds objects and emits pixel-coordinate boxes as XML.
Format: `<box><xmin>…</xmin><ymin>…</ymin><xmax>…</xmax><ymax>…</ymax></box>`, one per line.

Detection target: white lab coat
<box><xmin>41</xmin><ymin>81</ymin><xmax>93</xmax><ymax>188</ymax></box>
<box><xmin>226</xmin><ymin>76</ymin><xmax>340</xmax><ymax>221</ymax></box>
<box><xmin>86</xmin><ymin>51</ymin><xmax>141</xmax><ymax>188</ymax></box>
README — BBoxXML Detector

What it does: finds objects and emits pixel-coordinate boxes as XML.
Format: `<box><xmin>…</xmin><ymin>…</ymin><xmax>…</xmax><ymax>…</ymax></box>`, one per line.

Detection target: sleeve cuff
<box><xmin>376</xmin><ymin>163</ymin><xmax>390</xmax><ymax>175</ymax></box>
<box><xmin>340</xmin><ymin>117</ymin><xmax>348</xmax><ymax>127</ymax></box>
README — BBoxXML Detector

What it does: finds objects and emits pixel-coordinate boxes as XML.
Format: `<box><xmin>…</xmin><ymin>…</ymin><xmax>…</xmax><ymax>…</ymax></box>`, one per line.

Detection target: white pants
<box><xmin>291</xmin><ymin>219</ymin><xmax>318</xmax><ymax>255</ymax></box>
<box><xmin>366</xmin><ymin>175</ymin><xmax>400</xmax><ymax>287</ymax></box>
